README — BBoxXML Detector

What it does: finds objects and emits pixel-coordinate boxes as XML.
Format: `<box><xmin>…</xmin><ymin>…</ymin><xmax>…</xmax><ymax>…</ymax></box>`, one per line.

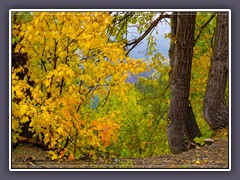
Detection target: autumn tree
<box><xmin>11</xmin><ymin>12</ymin><xmax>35</xmax><ymax>141</ymax></box>
<box><xmin>12</xmin><ymin>12</ymin><xmax>146</xmax><ymax>159</ymax></box>
<box><xmin>167</xmin><ymin>12</ymin><xmax>201</xmax><ymax>154</ymax></box>
<box><xmin>203</xmin><ymin>12</ymin><xmax>229</xmax><ymax>130</ymax></box>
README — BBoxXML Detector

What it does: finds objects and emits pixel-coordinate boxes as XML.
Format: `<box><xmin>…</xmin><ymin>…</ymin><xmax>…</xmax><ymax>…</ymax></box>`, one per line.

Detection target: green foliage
<box><xmin>12</xmin><ymin>12</ymin><xmax>32</xmax><ymax>45</ymax></box>
<box><xmin>12</xmin><ymin>36</ymin><xmax>20</xmax><ymax>45</ymax></box>
<box><xmin>194</xmin><ymin>12</ymin><xmax>216</xmax><ymax>58</ymax></box>
<box><xmin>118</xmin><ymin>159</ymin><xmax>134</xmax><ymax>168</ymax></box>
<box><xmin>107</xmin><ymin>12</ymin><xmax>157</xmax><ymax>42</ymax></box>
<box><xmin>12</xmin><ymin>12</ymin><xmax>33</xmax><ymax>23</ymax></box>
<box><xmin>99</xmin><ymin>64</ymin><xmax>171</xmax><ymax>158</ymax></box>
<box><xmin>193</xmin><ymin>137</ymin><xmax>205</xmax><ymax>146</ymax></box>
<box><xmin>193</xmin><ymin>124</ymin><xmax>213</xmax><ymax>146</ymax></box>
<box><xmin>190</xmin><ymin>12</ymin><xmax>216</xmax><ymax>141</ymax></box>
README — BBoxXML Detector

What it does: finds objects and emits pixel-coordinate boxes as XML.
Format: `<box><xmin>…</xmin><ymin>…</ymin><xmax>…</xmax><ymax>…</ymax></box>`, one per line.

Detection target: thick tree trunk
<box><xmin>167</xmin><ymin>12</ymin><xmax>201</xmax><ymax>154</ymax></box>
<box><xmin>203</xmin><ymin>12</ymin><xmax>229</xmax><ymax>130</ymax></box>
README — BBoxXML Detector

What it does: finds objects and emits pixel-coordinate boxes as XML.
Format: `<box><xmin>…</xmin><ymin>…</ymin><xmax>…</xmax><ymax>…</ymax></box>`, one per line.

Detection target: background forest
<box><xmin>11</xmin><ymin>11</ymin><xmax>229</xmax><ymax>162</ymax></box>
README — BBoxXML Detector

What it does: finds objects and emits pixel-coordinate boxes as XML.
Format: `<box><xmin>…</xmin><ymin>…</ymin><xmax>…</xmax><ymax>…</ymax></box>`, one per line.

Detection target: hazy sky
<box><xmin>126</xmin><ymin>21</ymin><xmax>171</xmax><ymax>82</ymax></box>
<box><xmin>128</xmin><ymin>21</ymin><xmax>171</xmax><ymax>60</ymax></box>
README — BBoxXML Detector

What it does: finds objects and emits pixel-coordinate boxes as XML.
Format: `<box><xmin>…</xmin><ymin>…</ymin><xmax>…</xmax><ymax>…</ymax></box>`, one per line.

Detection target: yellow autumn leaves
<box><xmin>12</xmin><ymin>12</ymin><xmax>147</xmax><ymax>160</ymax></box>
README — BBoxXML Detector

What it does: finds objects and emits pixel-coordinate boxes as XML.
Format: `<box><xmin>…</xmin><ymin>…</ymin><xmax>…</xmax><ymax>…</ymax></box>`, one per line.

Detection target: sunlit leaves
<box><xmin>12</xmin><ymin>11</ymin><xmax>147</xmax><ymax>160</ymax></box>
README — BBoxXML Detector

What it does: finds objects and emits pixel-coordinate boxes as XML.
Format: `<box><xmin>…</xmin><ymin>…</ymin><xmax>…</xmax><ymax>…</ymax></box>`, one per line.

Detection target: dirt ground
<box><xmin>11</xmin><ymin>137</ymin><xmax>229</xmax><ymax>169</ymax></box>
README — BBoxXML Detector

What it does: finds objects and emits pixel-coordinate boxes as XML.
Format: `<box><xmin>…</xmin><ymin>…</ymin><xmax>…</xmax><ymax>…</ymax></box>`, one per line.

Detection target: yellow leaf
<box><xmin>35</xmin><ymin>31</ymin><xmax>39</xmax><ymax>36</ymax></box>
<box><xmin>19</xmin><ymin>104</ymin><xmax>28</xmax><ymax>116</ymax></box>
<box><xmin>44</xmin><ymin>134</ymin><xmax>50</xmax><ymax>144</ymax></box>
<box><xmin>29</xmin><ymin>121</ymin><xmax>34</xmax><ymax>127</ymax></box>
<box><xmin>57</xmin><ymin>127</ymin><xmax>64</xmax><ymax>134</ymax></box>
<box><xmin>50</xmin><ymin>140</ymin><xmax>57</xmax><ymax>148</ymax></box>
<box><xmin>18</xmin><ymin>136</ymin><xmax>28</xmax><ymax>141</ymax></box>
<box><xmin>12</xmin><ymin>119</ymin><xmax>19</xmax><ymax>131</ymax></box>
<box><xmin>92</xmin><ymin>22</ymin><xmax>98</xmax><ymax>29</ymax></box>
<box><xmin>48</xmin><ymin>150</ymin><xmax>59</xmax><ymax>160</ymax></box>
<box><xmin>27</xmin><ymin>25</ymin><xmax>33</xmax><ymax>31</ymax></box>
<box><xmin>21</xmin><ymin>24</ymin><xmax>26</xmax><ymax>30</ymax></box>
<box><xmin>14</xmin><ymin>44</ymin><xmax>21</xmax><ymax>53</ymax></box>
<box><xmin>59</xmin><ymin>51</ymin><xmax>66</xmax><ymax>59</ymax></box>
<box><xmin>195</xmin><ymin>160</ymin><xmax>201</xmax><ymax>164</ymax></box>
<box><xmin>19</xmin><ymin>31</ymin><xmax>25</xmax><ymax>37</ymax></box>
<box><xmin>20</xmin><ymin>116</ymin><xmax>29</xmax><ymax>123</ymax></box>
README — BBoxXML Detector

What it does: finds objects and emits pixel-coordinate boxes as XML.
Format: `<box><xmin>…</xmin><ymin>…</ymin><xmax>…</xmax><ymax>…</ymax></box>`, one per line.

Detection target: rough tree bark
<box><xmin>167</xmin><ymin>12</ymin><xmax>201</xmax><ymax>154</ymax></box>
<box><xmin>203</xmin><ymin>12</ymin><xmax>229</xmax><ymax>130</ymax></box>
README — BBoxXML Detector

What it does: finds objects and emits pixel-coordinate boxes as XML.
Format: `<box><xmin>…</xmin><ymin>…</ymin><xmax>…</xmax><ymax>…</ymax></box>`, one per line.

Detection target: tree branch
<box><xmin>125</xmin><ymin>13</ymin><xmax>170</xmax><ymax>55</ymax></box>
<box><xmin>194</xmin><ymin>14</ymin><xmax>216</xmax><ymax>46</ymax></box>
<box><xmin>101</xmin><ymin>88</ymin><xmax>111</xmax><ymax>108</ymax></box>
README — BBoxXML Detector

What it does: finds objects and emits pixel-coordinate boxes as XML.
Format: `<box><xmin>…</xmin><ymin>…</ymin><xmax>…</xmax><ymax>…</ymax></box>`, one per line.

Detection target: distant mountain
<box><xmin>126</xmin><ymin>69</ymin><xmax>155</xmax><ymax>83</ymax></box>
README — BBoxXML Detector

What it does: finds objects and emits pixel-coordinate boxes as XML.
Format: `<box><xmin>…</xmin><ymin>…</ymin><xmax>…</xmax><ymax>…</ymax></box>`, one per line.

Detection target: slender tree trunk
<box><xmin>203</xmin><ymin>12</ymin><xmax>229</xmax><ymax>130</ymax></box>
<box><xmin>167</xmin><ymin>12</ymin><xmax>201</xmax><ymax>154</ymax></box>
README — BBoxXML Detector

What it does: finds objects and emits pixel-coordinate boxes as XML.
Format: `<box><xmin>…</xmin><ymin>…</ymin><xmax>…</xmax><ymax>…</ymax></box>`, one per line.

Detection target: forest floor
<box><xmin>11</xmin><ymin>137</ymin><xmax>229</xmax><ymax>170</ymax></box>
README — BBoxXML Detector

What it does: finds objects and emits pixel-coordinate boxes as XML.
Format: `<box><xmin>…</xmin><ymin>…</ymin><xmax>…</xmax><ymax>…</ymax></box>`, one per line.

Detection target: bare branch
<box><xmin>125</xmin><ymin>13</ymin><xmax>170</xmax><ymax>55</ymax></box>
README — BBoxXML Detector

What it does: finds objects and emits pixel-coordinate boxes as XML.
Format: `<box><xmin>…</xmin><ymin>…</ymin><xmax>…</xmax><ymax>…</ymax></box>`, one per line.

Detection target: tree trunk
<box><xmin>203</xmin><ymin>12</ymin><xmax>229</xmax><ymax>130</ymax></box>
<box><xmin>167</xmin><ymin>12</ymin><xmax>201</xmax><ymax>154</ymax></box>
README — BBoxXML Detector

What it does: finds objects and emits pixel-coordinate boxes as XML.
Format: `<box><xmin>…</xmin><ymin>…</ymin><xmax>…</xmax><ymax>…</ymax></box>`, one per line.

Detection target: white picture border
<box><xmin>9</xmin><ymin>9</ymin><xmax>231</xmax><ymax>171</ymax></box>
